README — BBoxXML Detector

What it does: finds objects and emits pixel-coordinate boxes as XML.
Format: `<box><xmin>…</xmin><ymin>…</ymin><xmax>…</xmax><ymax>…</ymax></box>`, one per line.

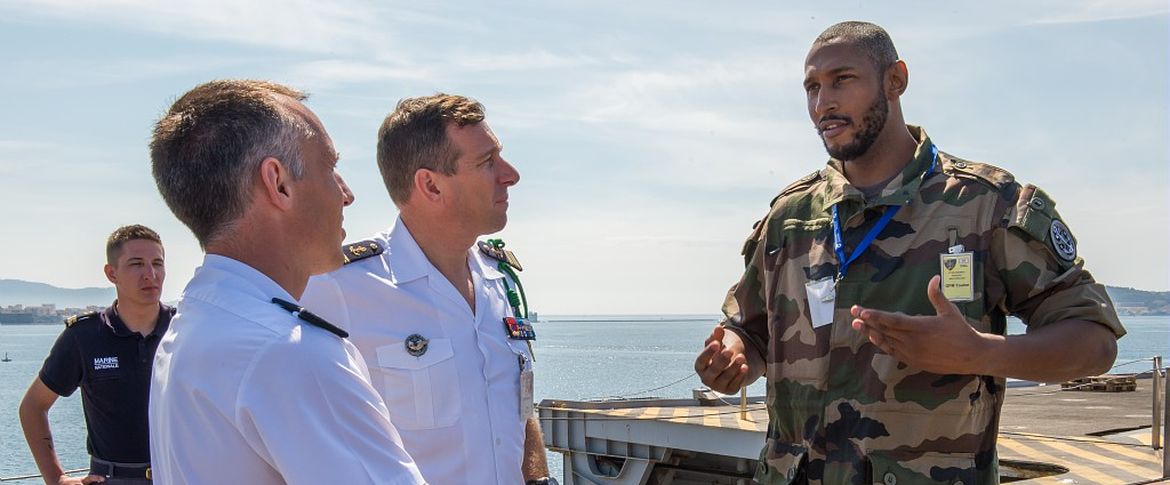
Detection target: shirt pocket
<box><xmin>867</xmin><ymin>450</ymin><xmax>977</xmax><ymax>485</ymax></box>
<box><xmin>374</xmin><ymin>338</ymin><xmax>462</xmax><ymax>430</ymax></box>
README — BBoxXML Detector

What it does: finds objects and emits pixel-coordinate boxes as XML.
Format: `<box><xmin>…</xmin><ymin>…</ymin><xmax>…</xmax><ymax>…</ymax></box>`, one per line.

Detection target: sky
<box><xmin>0</xmin><ymin>1</ymin><xmax>1167</xmax><ymax>314</ymax></box>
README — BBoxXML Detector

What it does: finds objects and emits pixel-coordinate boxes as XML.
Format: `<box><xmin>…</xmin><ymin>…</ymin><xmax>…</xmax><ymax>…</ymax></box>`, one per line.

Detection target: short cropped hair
<box><xmin>106</xmin><ymin>224</ymin><xmax>162</xmax><ymax>265</ymax></box>
<box><xmin>376</xmin><ymin>94</ymin><xmax>485</xmax><ymax>205</ymax></box>
<box><xmin>150</xmin><ymin>80</ymin><xmax>315</xmax><ymax>248</ymax></box>
<box><xmin>814</xmin><ymin>21</ymin><xmax>899</xmax><ymax>72</ymax></box>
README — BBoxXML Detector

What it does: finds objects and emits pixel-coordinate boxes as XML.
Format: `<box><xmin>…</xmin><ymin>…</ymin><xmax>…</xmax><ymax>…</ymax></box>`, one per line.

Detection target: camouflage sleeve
<box><xmin>721</xmin><ymin>217</ymin><xmax>770</xmax><ymax>361</ymax></box>
<box><xmin>990</xmin><ymin>183</ymin><xmax>1125</xmax><ymax>338</ymax></box>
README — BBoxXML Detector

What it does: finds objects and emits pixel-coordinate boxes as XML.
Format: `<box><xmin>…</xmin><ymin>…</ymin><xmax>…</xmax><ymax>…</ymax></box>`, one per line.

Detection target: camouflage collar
<box><xmin>822</xmin><ymin>125</ymin><xmax>936</xmax><ymax>208</ymax></box>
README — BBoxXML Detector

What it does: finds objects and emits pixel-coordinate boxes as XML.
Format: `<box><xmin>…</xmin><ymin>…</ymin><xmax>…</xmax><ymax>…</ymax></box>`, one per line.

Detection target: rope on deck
<box><xmin>0</xmin><ymin>468</ymin><xmax>88</xmax><ymax>482</ymax></box>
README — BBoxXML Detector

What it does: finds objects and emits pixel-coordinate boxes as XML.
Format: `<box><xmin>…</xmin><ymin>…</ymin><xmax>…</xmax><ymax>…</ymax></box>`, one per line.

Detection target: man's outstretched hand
<box><xmin>850</xmin><ymin>275</ymin><xmax>992</xmax><ymax>376</ymax></box>
<box><xmin>695</xmin><ymin>325</ymin><xmax>750</xmax><ymax>394</ymax></box>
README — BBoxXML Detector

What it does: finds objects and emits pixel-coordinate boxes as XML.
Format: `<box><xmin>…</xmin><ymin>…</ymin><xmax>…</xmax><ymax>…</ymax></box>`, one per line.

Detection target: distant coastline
<box><xmin>1</xmin><ymin>278</ymin><xmax>1168</xmax><ymax>319</ymax></box>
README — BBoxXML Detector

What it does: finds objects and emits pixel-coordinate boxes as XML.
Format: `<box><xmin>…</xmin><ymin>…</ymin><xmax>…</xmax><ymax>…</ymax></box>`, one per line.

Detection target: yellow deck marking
<box><xmin>701</xmin><ymin>408</ymin><xmax>722</xmax><ymax>428</ymax></box>
<box><xmin>640</xmin><ymin>406</ymin><xmax>662</xmax><ymax>420</ymax></box>
<box><xmin>606</xmin><ymin>407</ymin><xmax>633</xmax><ymax>417</ymax></box>
<box><xmin>670</xmin><ymin>406</ymin><xmax>689</xmax><ymax>424</ymax></box>
<box><xmin>1042</xmin><ymin>440</ymin><xmax>1159</xmax><ymax>480</ymax></box>
<box><xmin>997</xmin><ymin>437</ymin><xmax>1120</xmax><ymax>484</ymax></box>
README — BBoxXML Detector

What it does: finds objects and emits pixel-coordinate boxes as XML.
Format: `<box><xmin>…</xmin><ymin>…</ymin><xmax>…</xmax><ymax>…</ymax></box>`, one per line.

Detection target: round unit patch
<box><xmin>1049</xmin><ymin>219</ymin><xmax>1077</xmax><ymax>262</ymax></box>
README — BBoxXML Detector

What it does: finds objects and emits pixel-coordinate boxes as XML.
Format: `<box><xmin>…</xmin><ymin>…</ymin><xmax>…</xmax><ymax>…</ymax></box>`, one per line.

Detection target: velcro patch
<box><xmin>1012</xmin><ymin>185</ymin><xmax>1077</xmax><ymax>264</ymax></box>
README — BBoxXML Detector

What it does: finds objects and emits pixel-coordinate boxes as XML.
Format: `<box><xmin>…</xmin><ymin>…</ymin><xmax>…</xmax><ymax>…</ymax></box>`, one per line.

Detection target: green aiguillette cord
<box><xmin>487</xmin><ymin>238</ymin><xmax>535</xmax><ymax>359</ymax></box>
<box><xmin>487</xmin><ymin>238</ymin><xmax>529</xmax><ymax>319</ymax></box>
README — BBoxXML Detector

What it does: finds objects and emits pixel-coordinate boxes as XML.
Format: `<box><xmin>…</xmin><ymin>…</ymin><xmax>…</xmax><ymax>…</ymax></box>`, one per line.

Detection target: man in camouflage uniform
<box><xmin>695</xmin><ymin>21</ymin><xmax>1124</xmax><ymax>485</ymax></box>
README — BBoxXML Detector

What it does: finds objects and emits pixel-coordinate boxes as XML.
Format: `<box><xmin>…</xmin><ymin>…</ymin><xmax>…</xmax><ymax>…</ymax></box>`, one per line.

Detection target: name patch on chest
<box><xmin>93</xmin><ymin>356</ymin><xmax>119</xmax><ymax>370</ymax></box>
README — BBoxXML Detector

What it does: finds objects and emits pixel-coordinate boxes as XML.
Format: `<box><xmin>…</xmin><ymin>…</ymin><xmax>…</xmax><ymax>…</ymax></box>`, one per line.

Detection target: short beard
<box><xmin>822</xmin><ymin>90</ymin><xmax>889</xmax><ymax>161</ymax></box>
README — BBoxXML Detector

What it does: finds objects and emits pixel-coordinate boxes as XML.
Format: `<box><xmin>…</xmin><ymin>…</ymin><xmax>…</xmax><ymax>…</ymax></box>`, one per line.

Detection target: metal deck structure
<box><xmin>540</xmin><ymin>375</ymin><xmax>1169</xmax><ymax>484</ymax></box>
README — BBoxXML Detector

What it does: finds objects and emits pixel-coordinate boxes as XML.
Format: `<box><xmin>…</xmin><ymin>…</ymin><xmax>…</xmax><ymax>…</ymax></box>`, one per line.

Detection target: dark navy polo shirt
<box><xmin>39</xmin><ymin>302</ymin><xmax>174</xmax><ymax>463</ymax></box>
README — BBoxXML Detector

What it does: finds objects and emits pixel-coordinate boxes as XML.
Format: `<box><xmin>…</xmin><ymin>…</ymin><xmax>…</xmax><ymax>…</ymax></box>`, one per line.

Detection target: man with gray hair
<box><xmin>148</xmin><ymin>80</ymin><xmax>425</xmax><ymax>485</ymax></box>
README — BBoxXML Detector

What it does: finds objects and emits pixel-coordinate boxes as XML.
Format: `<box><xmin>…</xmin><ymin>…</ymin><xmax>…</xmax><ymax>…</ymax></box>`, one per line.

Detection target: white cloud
<box><xmin>1</xmin><ymin>0</ymin><xmax>397</xmax><ymax>54</ymax></box>
<box><xmin>1028</xmin><ymin>0</ymin><xmax>1168</xmax><ymax>25</ymax></box>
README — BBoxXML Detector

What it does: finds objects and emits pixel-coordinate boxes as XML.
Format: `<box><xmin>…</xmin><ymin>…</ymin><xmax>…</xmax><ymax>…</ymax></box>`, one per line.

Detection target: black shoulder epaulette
<box><xmin>478</xmin><ymin>240</ymin><xmax>523</xmax><ymax>271</ymax></box>
<box><xmin>65</xmin><ymin>311</ymin><xmax>99</xmax><ymax>328</ymax></box>
<box><xmin>944</xmin><ymin>156</ymin><xmax>1014</xmax><ymax>191</ymax></box>
<box><xmin>341</xmin><ymin>239</ymin><xmax>384</xmax><ymax>265</ymax></box>
<box><xmin>773</xmin><ymin>170</ymin><xmax>823</xmax><ymax>205</ymax></box>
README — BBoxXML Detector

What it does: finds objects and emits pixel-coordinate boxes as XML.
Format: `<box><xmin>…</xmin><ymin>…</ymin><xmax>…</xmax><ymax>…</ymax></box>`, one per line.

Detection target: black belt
<box><xmin>89</xmin><ymin>457</ymin><xmax>151</xmax><ymax>480</ymax></box>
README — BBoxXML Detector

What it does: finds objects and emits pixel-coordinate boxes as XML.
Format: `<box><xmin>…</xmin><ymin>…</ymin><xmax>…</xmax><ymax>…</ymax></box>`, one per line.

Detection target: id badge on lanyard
<box><xmin>518</xmin><ymin>353</ymin><xmax>534</xmax><ymax>418</ymax></box>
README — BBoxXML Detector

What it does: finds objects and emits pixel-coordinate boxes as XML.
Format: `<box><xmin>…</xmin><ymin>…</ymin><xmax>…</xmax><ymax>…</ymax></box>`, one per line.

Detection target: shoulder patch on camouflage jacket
<box><xmin>944</xmin><ymin>156</ymin><xmax>1015</xmax><ymax>191</ymax></box>
<box><xmin>65</xmin><ymin>311</ymin><xmax>99</xmax><ymax>328</ymax></box>
<box><xmin>1011</xmin><ymin>184</ymin><xmax>1078</xmax><ymax>266</ymax></box>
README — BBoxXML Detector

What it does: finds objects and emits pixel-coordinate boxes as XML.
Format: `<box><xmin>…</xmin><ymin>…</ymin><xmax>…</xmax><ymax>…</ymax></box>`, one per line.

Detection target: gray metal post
<box><xmin>1155</xmin><ymin>356</ymin><xmax>1163</xmax><ymax>450</ymax></box>
<box><xmin>1162</xmin><ymin>358</ymin><xmax>1168</xmax><ymax>478</ymax></box>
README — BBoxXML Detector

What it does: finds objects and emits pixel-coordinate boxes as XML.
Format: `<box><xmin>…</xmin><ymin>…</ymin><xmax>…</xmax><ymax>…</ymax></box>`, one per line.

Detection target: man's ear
<box><xmin>886</xmin><ymin>59</ymin><xmax>909</xmax><ymax>98</ymax></box>
<box><xmin>103</xmin><ymin>263</ymin><xmax>116</xmax><ymax>284</ymax></box>
<box><xmin>413</xmin><ymin>168</ymin><xmax>443</xmax><ymax>203</ymax></box>
<box><xmin>258</xmin><ymin>157</ymin><xmax>295</xmax><ymax>210</ymax></box>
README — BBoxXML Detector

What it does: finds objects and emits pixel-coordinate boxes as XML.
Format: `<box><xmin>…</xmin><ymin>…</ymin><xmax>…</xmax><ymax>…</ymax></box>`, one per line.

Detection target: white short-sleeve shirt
<box><xmin>302</xmin><ymin>218</ymin><xmax>534</xmax><ymax>485</ymax></box>
<box><xmin>149</xmin><ymin>255</ymin><xmax>425</xmax><ymax>485</ymax></box>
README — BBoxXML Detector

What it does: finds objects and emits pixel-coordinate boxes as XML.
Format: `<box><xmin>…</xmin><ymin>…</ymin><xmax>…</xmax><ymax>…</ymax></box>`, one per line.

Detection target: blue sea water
<box><xmin>1</xmin><ymin>315</ymin><xmax>1166</xmax><ymax>482</ymax></box>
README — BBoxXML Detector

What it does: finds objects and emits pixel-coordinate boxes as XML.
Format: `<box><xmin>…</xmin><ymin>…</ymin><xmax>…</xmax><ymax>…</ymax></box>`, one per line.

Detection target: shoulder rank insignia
<box><xmin>775</xmin><ymin>170</ymin><xmax>823</xmax><ymax>203</ymax></box>
<box><xmin>478</xmin><ymin>239</ymin><xmax>522</xmax><ymax>271</ymax></box>
<box><xmin>65</xmin><ymin>311</ymin><xmax>99</xmax><ymax>328</ymax></box>
<box><xmin>946</xmin><ymin>156</ymin><xmax>1015</xmax><ymax>191</ymax></box>
<box><xmin>342</xmin><ymin>239</ymin><xmax>384</xmax><ymax>265</ymax></box>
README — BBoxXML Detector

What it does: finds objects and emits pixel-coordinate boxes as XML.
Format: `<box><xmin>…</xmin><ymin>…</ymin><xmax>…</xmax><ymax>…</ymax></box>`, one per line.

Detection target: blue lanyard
<box><xmin>832</xmin><ymin>145</ymin><xmax>938</xmax><ymax>281</ymax></box>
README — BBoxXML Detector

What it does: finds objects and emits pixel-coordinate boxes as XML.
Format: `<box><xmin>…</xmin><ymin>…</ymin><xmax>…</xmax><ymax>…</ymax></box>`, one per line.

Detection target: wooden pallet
<box><xmin>1060</xmin><ymin>374</ymin><xmax>1137</xmax><ymax>392</ymax></box>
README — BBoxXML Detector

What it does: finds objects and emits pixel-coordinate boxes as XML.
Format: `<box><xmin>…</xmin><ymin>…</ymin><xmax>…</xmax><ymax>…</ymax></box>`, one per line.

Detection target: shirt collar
<box><xmin>822</xmin><ymin>125</ymin><xmax>935</xmax><ymax>208</ymax></box>
<box><xmin>386</xmin><ymin>217</ymin><xmax>507</xmax><ymax>283</ymax></box>
<box><xmin>102</xmin><ymin>301</ymin><xmax>174</xmax><ymax>338</ymax></box>
<box><xmin>471</xmin><ymin>245</ymin><xmax>508</xmax><ymax>281</ymax></box>
<box><xmin>385</xmin><ymin>217</ymin><xmax>435</xmax><ymax>285</ymax></box>
<box><xmin>186</xmin><ymin>254</ymin><xmax>297</xmax><ymax>304</ymax></box>
<box><xmin>102</xmin><ymin>302</ymin><xmax>133</xmax><ymax>337</ymax></box>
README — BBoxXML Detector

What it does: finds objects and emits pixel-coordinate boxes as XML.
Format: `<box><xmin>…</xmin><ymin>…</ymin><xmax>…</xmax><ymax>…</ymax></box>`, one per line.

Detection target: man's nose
<box><xmin>498</xmin><ymin>157</ymin><xmax>520</xmax><ymax>187</ymax></box>
<box><xmin>812</xmin><ymin>89</ymin><xmax>838</xmax><ymax>118</ymax></box>
<box><xmin>335</xmin><ymin>172</ymin><xmax>355</xmax><ymax>207</ymax></box>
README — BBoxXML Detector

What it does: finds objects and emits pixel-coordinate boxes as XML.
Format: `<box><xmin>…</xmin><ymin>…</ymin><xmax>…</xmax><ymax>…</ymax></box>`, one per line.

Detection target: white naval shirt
<box><xmin>302</xmin><ymin>218</ymin><xmax>534</xmax><ymax>485</ymax></box>
<box><xmin>149</xmin><ymin>255</ymin><xmax>425</xmax><ymax>485</ymax></box>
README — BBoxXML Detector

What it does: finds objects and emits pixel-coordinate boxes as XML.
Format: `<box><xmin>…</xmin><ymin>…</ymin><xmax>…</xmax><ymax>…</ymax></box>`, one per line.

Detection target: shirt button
<box><xmin>954</xmin><ymin>161</ymin><xmax>968</xmax><ymax>169</ymax></box>
<box><xmin>883</xmin><ymin>472</ymin><xmax>897</xmax><ymax>485</ymax></box>
<box><xmin>496</xmin><ymin>438</ymin><xmax>501</xmax><ymax>446</ymax></box>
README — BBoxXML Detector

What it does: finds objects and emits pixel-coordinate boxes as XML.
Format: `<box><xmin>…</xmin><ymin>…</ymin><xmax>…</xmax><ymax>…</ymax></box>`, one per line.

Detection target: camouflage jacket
<box><xmin>723</xmin><ymin>126</ymin><xmax>1125</xmax><ymax>485</ymax></box>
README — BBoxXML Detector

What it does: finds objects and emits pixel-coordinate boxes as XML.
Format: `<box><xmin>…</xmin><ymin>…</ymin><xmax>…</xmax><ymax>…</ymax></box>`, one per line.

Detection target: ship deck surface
<box><xmin>540</xmin><ymin>380</ymin><xmax>1167</xmax><ymax>484</ymax></box>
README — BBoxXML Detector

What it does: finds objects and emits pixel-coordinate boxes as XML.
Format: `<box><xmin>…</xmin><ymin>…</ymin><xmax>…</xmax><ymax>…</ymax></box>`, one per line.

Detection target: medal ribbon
<box><xmin>832</xmin><ymin>145</ymin><xmax>938</xmax><ymax>280</ymax></box>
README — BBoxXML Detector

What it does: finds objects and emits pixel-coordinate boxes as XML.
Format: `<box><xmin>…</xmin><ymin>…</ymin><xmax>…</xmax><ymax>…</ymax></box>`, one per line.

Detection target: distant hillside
<box><xmin>0</xmin><ymin>278</ymin><xmax>1166</xmax><ymax>315</ymax></box>
<box><xmin>1106</xmin><ymin>286</ymin><xmax>1170</xmax><ymax>316</ymax></box>
<box><xmin>0</xmin><ymin>279</ymin><xmax>114</xmax><ymax>308</ymax></box>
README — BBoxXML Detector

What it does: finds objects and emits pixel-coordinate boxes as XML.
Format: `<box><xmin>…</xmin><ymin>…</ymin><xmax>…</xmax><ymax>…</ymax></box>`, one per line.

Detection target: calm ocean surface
<box><xmin>2</xmin><ymin>315</ymin><xmax>1167</xmax><ymax>482</ymax></box>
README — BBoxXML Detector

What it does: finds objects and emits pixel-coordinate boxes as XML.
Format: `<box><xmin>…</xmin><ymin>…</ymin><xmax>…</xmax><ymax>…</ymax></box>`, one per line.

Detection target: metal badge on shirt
<box><xmin>805</xmin><ymin>277</ymin><xmax>836</xmax><ymax>328</ymax></box>
<box><xmin>939</xmin><ymin>247</ymin><xmax>975</xmax><ymax>302</ymax></box>
<box><xmin>518</xmin><ymin>353</ymin><xmax>534</xmax><ymax>418</ymax></box>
